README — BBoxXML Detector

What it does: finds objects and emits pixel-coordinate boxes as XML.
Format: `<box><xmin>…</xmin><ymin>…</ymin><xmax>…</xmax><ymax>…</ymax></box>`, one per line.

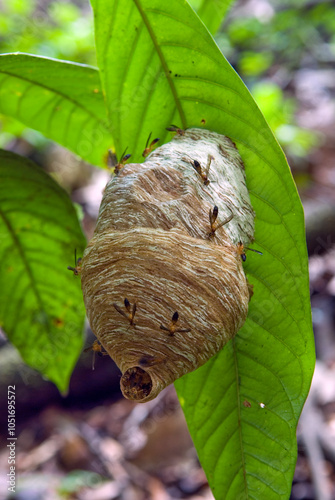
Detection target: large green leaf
<box><xmin>188</xmin><ymin>0</ymin><xmax>235</xmax><ymax>34</ymax></box>
<box><xmin>92</xmin><ymin>1</ymin><xmax>314</xmax><ymax>498</ymax></box>
<box><xmin>0</xmin><ymin>53</ymin><xmax>111</xmax><ymax>167</ymax></box>
<box><xmin>0</xmin><ymin>150</ymin><xmax>86</xmax><ymax>391</ymax></box>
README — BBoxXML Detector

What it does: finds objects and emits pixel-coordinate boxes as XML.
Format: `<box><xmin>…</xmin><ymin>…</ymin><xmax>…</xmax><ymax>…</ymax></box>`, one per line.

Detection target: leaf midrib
<box><xmin>132</xmin><ymin>0</ymin><xmax>187</xmax><ymax>128</ymax></box>
<box><xmin>0</xmin><ymin>208</ymin><xmax>50</xmax><ymax>333</ymax></box>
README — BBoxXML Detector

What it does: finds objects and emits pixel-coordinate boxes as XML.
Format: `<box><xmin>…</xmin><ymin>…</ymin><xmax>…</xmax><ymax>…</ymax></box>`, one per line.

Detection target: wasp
<box><xmin>67</xmin><ymin>249</ymin><xmax>82</xmax><ymax>276</ymax></box>
<box><xmin>237</xmin><ymin>241</ymin><xmax>263</xmax><ymax>262</ymax></box>
<box><xmin>107</xmin><ymin>147</ymin><xmax>131</xmax><ymax>175</ymax></box>
<box><xmin>142</xmin><ymin>132</ymin><xmax>160</xmax><ymax>157</ymax></box>
<box><xmin>166</xmin><ymin>124</ymin><xmax>185</xmax><ymax>136</ymax></box>
<box><xmin>113</xmin><ymin>298</ymin><xmax>137</xmax><ymax>326</ymax></box>
<box><xmin>160</xmin><ymin>311</ymin><xmax>191</xmax><ymax>337</ymax></box>
<box><xmin>138</xmin><ymin>354</ymin><xmax>165</xmax><ymax>368</ymax></box>
<box><xmin>184</xmin><ymin>154</ymin><xmax>213</xmax><ymax>186</ymax></box>
<box><xmin>208</xmin><ymin>205</ymin><xmax>234</xmax><ymax>238</ymax></box>
<box><xmin>84</xmin><ymin>339</ymin><xmax>108</xmax><ymax>370</ymax></box>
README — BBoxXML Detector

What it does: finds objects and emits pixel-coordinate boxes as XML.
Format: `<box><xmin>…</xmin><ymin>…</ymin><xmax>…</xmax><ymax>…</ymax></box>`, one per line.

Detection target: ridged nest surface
<box><xmin>81</xmin><ymin>128</ymin><xmax>255</xmax><ymax>402</ymax></box>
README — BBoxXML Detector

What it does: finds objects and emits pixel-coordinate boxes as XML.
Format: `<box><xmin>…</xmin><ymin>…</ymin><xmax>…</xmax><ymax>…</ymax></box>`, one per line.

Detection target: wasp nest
<box><xmin>81</xmin><ymin>128</ymin><xmax>255</xmax><ymax>402</ymax></box>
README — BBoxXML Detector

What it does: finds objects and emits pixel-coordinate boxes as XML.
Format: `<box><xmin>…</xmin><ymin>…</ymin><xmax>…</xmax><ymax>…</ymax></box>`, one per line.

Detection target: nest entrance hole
<box><xmin>120</xmin><ymin>366</ymin><xmax>153</xmax><ymax>401</ymax></box>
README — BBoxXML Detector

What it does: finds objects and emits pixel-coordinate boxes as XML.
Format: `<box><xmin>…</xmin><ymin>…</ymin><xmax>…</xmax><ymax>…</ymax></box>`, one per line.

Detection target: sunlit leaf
<box><xmin>0</xmin><ymin>53</ymin><xmax>111</xmax><ymax>167</ymax></box>
<box><xmin>92</xmin><ymin>1</ymin><xmax>315</xmax><ymax>498</ymax></box>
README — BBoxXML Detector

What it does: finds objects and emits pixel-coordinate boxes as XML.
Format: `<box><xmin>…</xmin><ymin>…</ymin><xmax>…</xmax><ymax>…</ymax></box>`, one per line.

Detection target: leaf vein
<box><xmin>0</xmin><ymin>69</ymin><xmax>104</xmax><ymax>122</ymax></box>
<box><xmin>133</xmin><ymin>0</ymin><xmax>187</xmax><ymax>128</ymax></box>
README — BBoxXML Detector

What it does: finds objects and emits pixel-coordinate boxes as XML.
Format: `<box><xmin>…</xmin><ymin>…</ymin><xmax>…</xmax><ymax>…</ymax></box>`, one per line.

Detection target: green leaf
<box><xmin>188</xmin><ymin>0</ymin><xmax>235</xmax><ymax>35</ymax></box>
<box><xmin>93</xmin><ymin>1</ymin><xmax>314</xmax><ymax>498</ymax></box>
<box><xmin>0</xmin><ymin>149</ymin><xmax>86</xmax><ymax>392</ymax></box>
<box><xmin>0</xmin><ymin>53</ymin><xmax>111</xmax><ymax>167</ymax></box>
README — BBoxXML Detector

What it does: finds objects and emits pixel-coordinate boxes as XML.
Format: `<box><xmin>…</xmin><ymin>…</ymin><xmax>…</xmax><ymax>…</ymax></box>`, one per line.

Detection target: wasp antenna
<box><xmin>160</xmin><ymin>324</ymin><xmax>170</xmax><ymax>332</ymax></box>
<box><xmin>145</xmin><ymin>132</ymin><xmax>152</xmax><ymax>149</ymax></box>
<box><xmin>113</xmin><ymin>303</ymin><xmax>129</xmax><ymax>319</ymax></box>
<box><xmin>120</xmin><ymin>150</ymin><xmax>131</xmax><ymax>165</ymax></box>
<box><xmin>130</xmin><ymin>302</ymin><xmax>137</xmax><ymax>325</ymax></box>
<box><xmin>183</xmin><ymin>153</ymin><xmax>199</xmax><ymax>166</ymax></box>
<box><xmin>216</xmin><ymin>213</ymin><xmax>234</xmax><ymax>229</ymax></box>
<box><xmin>120</xmin><ymin>147</ymin><xmax>128</xmax><ymax>161</ymax></box>
<box><xmin>245</xmin><ymin>247</ymin><xmax>263</xmax><ymax>256</ymax></box>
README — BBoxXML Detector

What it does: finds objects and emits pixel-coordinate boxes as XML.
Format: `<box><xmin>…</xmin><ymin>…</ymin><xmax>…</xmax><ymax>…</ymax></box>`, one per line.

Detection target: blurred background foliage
<box><xmin>1</xmin><ymin>0</ymin><xmax>333</xmax><ymax>168</ymax></box>
<box><xmin>0</xmin><ymin>0</ymin><xmax>95</xmax><ymax>63</ymax></box>
<box><xmin>0</xmin><ymin>0</ymin><xmax>96</xmax><ymax>151</ymax></box>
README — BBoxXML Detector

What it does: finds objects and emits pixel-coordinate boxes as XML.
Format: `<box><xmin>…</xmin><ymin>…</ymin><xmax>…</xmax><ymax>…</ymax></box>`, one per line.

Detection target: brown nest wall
<box><xmin>81</xmin><ymin>128</ymin><xmax>255</xmax><ymax>402</ymax></box>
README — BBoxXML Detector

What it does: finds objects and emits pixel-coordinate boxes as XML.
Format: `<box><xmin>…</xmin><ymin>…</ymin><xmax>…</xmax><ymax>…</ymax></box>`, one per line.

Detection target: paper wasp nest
<box><xmin>81</xmin><ymin>128</ymin><xmax>255</xmax><ymax>402</ymax></box>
